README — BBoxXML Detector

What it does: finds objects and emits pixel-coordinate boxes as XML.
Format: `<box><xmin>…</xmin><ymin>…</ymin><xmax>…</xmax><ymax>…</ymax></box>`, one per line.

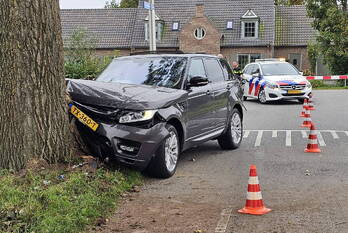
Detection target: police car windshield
<box><xmin>97</xmin><ymin>57</ymin><xmax>187</xmax><ymax>89</ymax></box>
<box><xmin>261</xmin><ymin>63</ymin><xmax>299</xmax><ymax>76</ymax></box>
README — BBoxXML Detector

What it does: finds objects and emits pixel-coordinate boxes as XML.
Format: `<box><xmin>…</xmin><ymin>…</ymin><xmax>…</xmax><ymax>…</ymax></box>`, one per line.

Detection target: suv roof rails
<box><xmin>255</xmin><ymin>58</ymin><xmax>286</xmax><ymax>62</ymax></box>
<box><xmin>130</xmin><ymin>50</ymin><xmax>184</xmax><ymax>56</ymax></box>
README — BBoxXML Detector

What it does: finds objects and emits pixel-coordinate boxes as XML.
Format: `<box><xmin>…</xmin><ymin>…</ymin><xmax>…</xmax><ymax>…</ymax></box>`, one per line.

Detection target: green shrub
<box><xmin>64</xmin><ymin>28</ymin><xmax>115</xmax><ymax>80</ymax></box>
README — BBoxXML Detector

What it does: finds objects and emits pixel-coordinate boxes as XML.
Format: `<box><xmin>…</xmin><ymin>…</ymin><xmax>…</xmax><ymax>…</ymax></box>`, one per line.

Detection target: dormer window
<box><xmin>144</xmin><ymin>15</ymin><xmax>164</xmax><ymax>41</ymax></box>
<box><xmin>241</xmin><ymin>10</ymin><xmax>259</xmax><ymax>39</ymax></box>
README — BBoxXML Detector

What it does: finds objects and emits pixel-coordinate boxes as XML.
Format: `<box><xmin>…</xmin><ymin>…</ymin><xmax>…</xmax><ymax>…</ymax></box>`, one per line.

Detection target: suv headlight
<box><xmin>266</xmin><ymin>83</ymin><xmax>279</xmax><ymax>89</ymax></box>
<box><xmin>119</xmin><ymin>110</ymin><xmax>157</xmax><ymax>124</ymax></box>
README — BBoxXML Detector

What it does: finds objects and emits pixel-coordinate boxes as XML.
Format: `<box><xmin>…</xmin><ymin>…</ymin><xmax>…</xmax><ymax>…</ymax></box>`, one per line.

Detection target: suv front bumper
<box><xmin>76</xmin><ymin>121</ymin><xmax>170</xmax><ymax>170</ymax></box>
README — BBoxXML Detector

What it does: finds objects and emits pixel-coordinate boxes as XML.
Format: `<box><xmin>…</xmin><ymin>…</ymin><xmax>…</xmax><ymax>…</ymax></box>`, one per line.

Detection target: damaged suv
<box><xmin>67</xmin><ymin>54</ymin><xmax>244</xmax><ymax>178</ymax></box>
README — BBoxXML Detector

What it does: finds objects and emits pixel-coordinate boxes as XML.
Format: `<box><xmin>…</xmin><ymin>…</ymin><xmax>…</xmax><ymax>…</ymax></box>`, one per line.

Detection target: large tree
<box><xmin>306</xmin><ymin>0</ymin><xmax>348</xmax><ymax>74</ymax></box>
<box><xmin>0</xmin><ymin>0</ymin><xmax>74</xmax><ymax>169</ymax></box>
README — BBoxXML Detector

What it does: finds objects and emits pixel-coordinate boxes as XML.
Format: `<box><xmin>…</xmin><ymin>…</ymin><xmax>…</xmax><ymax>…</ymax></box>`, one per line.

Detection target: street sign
<box><xmin>143</xmin><ymin>1</ymin><xmax>154</xmax><ymax>10</ymax></box>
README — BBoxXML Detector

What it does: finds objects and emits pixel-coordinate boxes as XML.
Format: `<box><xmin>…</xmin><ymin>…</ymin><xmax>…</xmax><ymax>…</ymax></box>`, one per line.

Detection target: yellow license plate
<box><xmin>288</xmin><ymin>90</ymin><xmax>301</xmax><ymax>94</ymax></box>
<box><xmin>70</xmin><ymin>105</ymin><xmax>99</xmax><ymax>131</ymax></box>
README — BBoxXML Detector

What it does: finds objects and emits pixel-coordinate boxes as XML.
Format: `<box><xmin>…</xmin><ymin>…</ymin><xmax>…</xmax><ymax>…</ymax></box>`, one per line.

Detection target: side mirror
<box><xmin>252</xmin><ymin>73</ymin><xmax>260</xmax><ymax>78</ymax></box>
<box><xmin>188</xmin><ymin>76</ymin><xmax>209</xmax><ymax>87</ymax></box>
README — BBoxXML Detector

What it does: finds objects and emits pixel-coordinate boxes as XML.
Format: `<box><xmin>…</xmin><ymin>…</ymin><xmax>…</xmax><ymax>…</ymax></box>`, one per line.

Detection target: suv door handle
<box><xmin>206</xmin><ymin>90</ymin><xmax>211</xmax><ymax>95</ymax></box>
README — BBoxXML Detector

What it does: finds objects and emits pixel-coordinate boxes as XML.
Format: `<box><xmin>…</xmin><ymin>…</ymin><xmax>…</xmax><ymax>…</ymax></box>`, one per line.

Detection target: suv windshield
<box><xmin>96</xmin><ymin>56</ymin><xmax>187</xmax><ymax>89</ymax></box>
<box><xmin>261</xmin><ymin>63</ymin><xmax>299</xmax><ymax>76</ymax></box>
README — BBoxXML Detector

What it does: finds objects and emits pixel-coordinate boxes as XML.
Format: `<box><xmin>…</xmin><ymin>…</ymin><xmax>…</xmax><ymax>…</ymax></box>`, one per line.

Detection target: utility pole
<box><xmin>148</xmin><ymin>0</ymin><xmax>156</xmax><ymax>51</ymax></box>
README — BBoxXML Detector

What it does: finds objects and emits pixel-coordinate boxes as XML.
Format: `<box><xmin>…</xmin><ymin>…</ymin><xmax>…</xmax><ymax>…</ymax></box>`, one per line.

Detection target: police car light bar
<box><xmin>255</xmin><ymin>58</ymin><xmax>286</xmax><ymax>62</ymax></box>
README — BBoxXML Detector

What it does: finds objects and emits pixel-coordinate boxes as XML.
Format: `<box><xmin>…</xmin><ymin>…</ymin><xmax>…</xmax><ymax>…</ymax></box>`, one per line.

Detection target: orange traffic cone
<box><xmin>300</xmin><ymin>98</ymin><xmax>309</xmax><ymax>117</ymax></box>
<box><xmin>301</xmin><ymin>108</ymin><xmax>312</xmax><ymax>128</ymax></box>
<box><xmin>238</xmin><ymin>165</ymin><xmax>271</xmax><ymax>215</ymax></box>
<box><xmin>305</xmin><ymin>123</ymin><xmax>321</xmax><ymax>153</ymax></box>
<box><xmin>307</xmin><ymin>94</ymin><xmax>315</xmax><ymax>111</ymax></box>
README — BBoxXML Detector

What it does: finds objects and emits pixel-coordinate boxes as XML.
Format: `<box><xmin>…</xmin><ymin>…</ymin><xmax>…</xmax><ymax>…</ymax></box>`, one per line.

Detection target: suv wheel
<box><xmin>218</xmin><ymin>108</ymin><xmax>243</xmax><ymax>150</ymax></box>
<box><xmin>258</xmin><ymin>89</ymin><xmax>267</xmax><ymax>104</ymax></box>
<box><xmin>146</xmin><ymin>124</ymin><xmax>180</xmax><ymax>178</ymax></box>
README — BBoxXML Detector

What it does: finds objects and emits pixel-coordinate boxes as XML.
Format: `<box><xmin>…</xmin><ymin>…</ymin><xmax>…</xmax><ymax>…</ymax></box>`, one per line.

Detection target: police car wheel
<box><xmin>258</xmin><ymin>89</ymin><xmax>267</xmax><ymax>104</ymax></box>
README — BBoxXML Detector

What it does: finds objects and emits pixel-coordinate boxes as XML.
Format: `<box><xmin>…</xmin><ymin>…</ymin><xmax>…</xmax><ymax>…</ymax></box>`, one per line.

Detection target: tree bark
<box><xmin>0</xmin><ymin>0</ymin><xmax>74</xmax><ymax>169</ymax></box>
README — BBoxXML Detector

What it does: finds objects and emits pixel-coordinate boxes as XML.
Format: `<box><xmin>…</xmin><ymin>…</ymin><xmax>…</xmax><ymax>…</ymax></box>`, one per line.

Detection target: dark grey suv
<box><xmin>67</xmin><ymin>54</ymin><xmax>244</xmax><ymax>178</ymax></box>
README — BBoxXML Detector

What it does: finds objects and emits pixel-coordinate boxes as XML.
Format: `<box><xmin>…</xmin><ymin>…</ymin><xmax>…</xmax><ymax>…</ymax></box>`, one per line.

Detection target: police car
<box><xmin>242</xmin><ymin>59</ymin><xmax>312</xmax><ymax>103</ymax></box>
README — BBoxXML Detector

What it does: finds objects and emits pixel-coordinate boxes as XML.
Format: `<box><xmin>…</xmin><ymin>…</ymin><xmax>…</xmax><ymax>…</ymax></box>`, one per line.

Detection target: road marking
<box><xmin>215</xmin><ymin>208</ymin><xmax>232</xmax><ymax>233</ymax></box>
<box><xmin>255</xmin><ymin>130</ymin><xmax>263</xmax><ymax>147</ymax></box>
<box><xmin>317</xmin><ymin>132</ymin><xmax>327</xmax><ymax>147</ymax></box>
<box><xmin>272</xmin><ymin>130</ymin><xmax>277</xmax><ymax>138</ymax></box>
<box><xmin>301</xmin><ymin>130</ymin><xmax>307</xmax><ymax>138</ymax></box>
<box><xmin>330</xmin><ymin>130</ymin><xmax>339</xmax><ymax>139</ymax></box>
<box><xmin>286</xmin><ymin>130</ymin><xmax>291</xmax><ymax>147</ymax></box>
<box><xmin>243</xmin><ymin>130</ymin><xmax>250</xmax><ymax>138</ymax></box>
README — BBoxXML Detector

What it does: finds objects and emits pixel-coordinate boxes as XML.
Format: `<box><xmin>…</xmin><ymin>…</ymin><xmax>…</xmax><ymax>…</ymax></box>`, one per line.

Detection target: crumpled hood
<box><xmin>264</xmin><ymin>75</ymin><xmax>308</xmax><ymax>85</ymax></box>
<box><xmin>66</xmin><ymin>79</ymin><xmax>188</xmax><ymax>110</ymax></box>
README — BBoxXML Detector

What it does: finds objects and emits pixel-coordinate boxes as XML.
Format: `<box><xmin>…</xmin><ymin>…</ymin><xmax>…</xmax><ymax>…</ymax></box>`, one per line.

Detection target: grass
<box><xmin>310</xmin><ymin>80</ymin><xmax>348</xmax><ymax>90</ymax></box>
<box><xmin>0</xmin><ymin>166</ymin><xmax>142</xmax><ymax>233</ymax></box>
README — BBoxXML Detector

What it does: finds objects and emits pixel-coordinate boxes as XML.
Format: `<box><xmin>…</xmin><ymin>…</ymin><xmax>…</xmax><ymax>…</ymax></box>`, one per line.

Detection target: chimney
<box><xmin>196</xmin><ymin>4</ymin><xmax>204</xmax><ymax>17</ymax></box>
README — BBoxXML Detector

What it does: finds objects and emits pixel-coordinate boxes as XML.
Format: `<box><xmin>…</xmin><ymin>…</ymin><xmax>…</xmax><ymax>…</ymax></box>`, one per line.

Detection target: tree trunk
<box><xmin>0</xmin><ymin>0</ymin><xmax>74</xmax><ymax>169</ymax></box>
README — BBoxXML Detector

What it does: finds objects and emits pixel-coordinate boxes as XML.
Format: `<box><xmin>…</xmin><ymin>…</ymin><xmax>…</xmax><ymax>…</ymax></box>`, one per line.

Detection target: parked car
<box><xmin>66</xmin><ymin>54</ymin><xmax>244</xmax><ymax>178</ymax></box>
<box><xmin>242</xmin><ymin>59</ymin><xmax>312</xmax><ymax>103</ymax></box>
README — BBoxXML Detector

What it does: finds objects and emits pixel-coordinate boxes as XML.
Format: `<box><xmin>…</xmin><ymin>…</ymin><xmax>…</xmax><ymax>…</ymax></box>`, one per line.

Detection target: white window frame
<box><xmin>226</xmin><ymin>21</ymin><xmax>233</xmax><ymax>30</ymax></box>
<box><xmin>241</xmin><ymin>9</ymin><xmax>259</xmax><ymax>40</ymax></box>
<box><xmin>237</xmin><ymin>53</ymin><xmax>262</xmax><ymax>69</ymax></box>
<box><xmin>172</xmin><ymin>22</ymin><xmax>180</xmax><ymax>31</ymax></box>
<box><xmin>194</xmin><ymin>27</ymin><xmax>206</xmax><ymax>40</ymax></box>
<box><xmin>241</xmin><ymin>21</ymin><xmax>259</xmax><ymax>39</ymax></box>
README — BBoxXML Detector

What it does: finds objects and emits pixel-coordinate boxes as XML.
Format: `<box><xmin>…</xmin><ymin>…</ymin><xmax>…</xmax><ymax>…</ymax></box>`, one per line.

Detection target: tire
<box><xmin>298</xmin><ymin>98</ymin><xmax>305</xmax><ymax>104</ymax></box>
<box><xmin>243</xmin><ymin>96</ymin><xmax>247</xmax><ymax>101</ymax></box>
<box><xmin>146</xmin><ymin>124</ymin><xmax>180</xmax><ymax>178</ymax></box>
<box><xmin>258</xmin><ymin>89</ymin><xmax>267</xmax><ymax>104</ymax></box>
<box><xmin>218</xmin><ymin>108</ymin><xmax>243</xmax><ymax>150</ymax></box>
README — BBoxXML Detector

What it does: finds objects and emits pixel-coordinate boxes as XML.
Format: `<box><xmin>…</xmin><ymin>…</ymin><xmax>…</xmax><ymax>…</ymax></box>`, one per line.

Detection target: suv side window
<box><xmin>219</xmin><ymin>59</ymin><xmax>234</xmax><ymax>80</ymax></box>
<box><xmin>204</xmin><ymin>58</ymin><xmax>225</xmax><ymax>82</ymax></box>
<box><xmin>188</xmin><ymin>59</ymin><xmax>207</xmax><ymax>79</ymax></box>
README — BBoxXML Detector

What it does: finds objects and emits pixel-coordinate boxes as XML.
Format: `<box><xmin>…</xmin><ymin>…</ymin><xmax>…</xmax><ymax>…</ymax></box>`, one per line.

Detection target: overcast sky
<box><xmin>59</xmin><ymin>0</ymin><xmax>120</xmax><ymax>9</ymax></box>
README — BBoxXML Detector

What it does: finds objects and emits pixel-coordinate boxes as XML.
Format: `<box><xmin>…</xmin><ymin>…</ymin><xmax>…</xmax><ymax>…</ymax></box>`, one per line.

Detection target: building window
<box><xmin>172</xmin><ymin>22</ymin><xmax>179</xmax><ymax>31</ymax></box>
<box><xmin>194</xmin><ymin>27</ymin><xmax>206</xmax><ymax>40</ymax></box>
<box><xmin>226</xmin><ymin>21</ymin><xmax>233</xmax><ymax>30</ymax></box>
<box><xmin>244</xmin><ymin>22</ymin><xmax>256</xmax><ymax>37</ymax></box>
<box><xmin>145</xmin><ymin>21</ymin><xmax>164</xmax><ymax>41</ymax></box>
<box><xmin>241</xmin><ymin>10</ymin><xmax>259</xmax><ymax>39</ymax></box>
<box><xmin>238</xmin><ymin>53</ymin><xmax>261</xmax><ymax>69</ymax></box>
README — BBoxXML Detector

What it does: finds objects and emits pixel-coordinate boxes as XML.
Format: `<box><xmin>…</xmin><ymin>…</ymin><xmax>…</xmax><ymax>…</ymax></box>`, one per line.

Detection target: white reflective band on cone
<box><xmin>247</xmin><ymin>191</ymin><xmax>263</xmax><ymax>200</ymax></box>
<box><xmin>311</xmin><ymin>130</ymin><xmax>317</xmax><ymax>135</ymax></box>
<box><xmin>248</xmin><ymin>176</ymin><xmax>259</xmax><ymax>185</ymax></box>
<box><xmin>309</xmin><ymin>139</ymin><xmax>318</xmax><ymax>144</ymax></box>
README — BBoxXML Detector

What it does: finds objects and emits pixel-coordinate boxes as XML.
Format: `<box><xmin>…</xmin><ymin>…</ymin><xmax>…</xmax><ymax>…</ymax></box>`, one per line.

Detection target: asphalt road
<box><xmin>96</xmin><ymin>90</ymin><xmax>348</xmax><ymax>233</ymax></box>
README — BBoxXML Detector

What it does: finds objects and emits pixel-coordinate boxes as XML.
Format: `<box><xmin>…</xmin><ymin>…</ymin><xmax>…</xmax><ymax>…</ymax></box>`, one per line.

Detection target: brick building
<box><xmin>61</xmin><ymin>0</ymin><xmax>316</xmax><ymax>71</ymax></box>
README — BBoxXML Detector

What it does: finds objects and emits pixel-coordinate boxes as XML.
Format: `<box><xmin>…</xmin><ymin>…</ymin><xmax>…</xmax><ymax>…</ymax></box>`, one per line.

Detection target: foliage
<box><xmin>0</xmin><ymin>167</ymin><xmax>142</xmax><ymax>233</ymax></box>
<box><xmin>105</xmin><ymin>0</ymin><xmax>119</xmax><ymax>8</ymax></box>
<box><xmin>307</xmin><ymin>42</ymin><xmax>319</xmax><ymax>74</ymax></box>
<box><xmin>105</xmin><ymin>0</ymin><xmax>139</xmax><ymax>8</ymax></box>
<box><xmin>306</xmin><ymin>0</ymin><xmax>348</xmax><ymax>74</ymax></box>
<box><xmin>310</xmin><ymin>79</ymin><xmax>347</xmax><ymax>88</ymax></box>
<box><xmin>275</xmin><ymin>0</ymin><xmax>304</xmax><ymax>5</ymax></box>
<box><xmin>64</xmin><ymin>29</ymin><xmax>114</xmax><ymax>79</ymax></box>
